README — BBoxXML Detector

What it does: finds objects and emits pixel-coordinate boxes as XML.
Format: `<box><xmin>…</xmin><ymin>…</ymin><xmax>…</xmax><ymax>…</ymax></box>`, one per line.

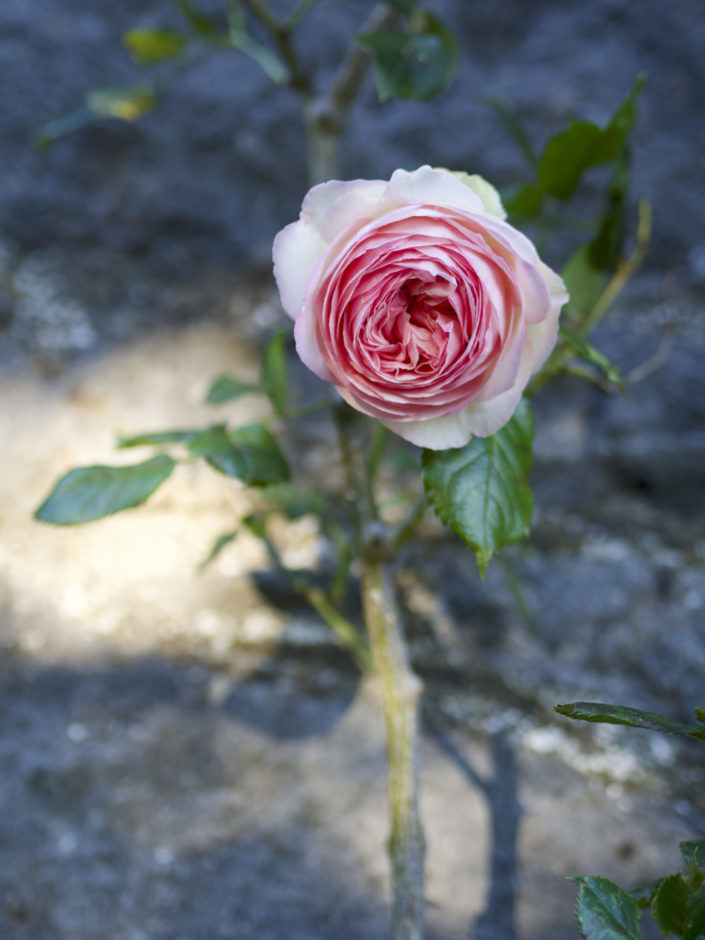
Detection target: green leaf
<box><xmin>229</xmin><ymin>28</ymin><xmax>290</xmax><ymax>84</ymax></box>
<box><xmin>559</xmin><ymin>328</ymin><xmax>624</xmax><ymax>389</ymax></box>
<box><xmin>186</xmin><ymin>424</ymin><xmax>233</xmax><ymax>457</ymax></box>
<box><xmin>204</xmin><ymin>374</ymin><xmax>260</xmax><ymax>405</ymax></box>
<box><xmin>603</xmin><ymin>72</ymin><xmax>647</xmax><ymax>155</ymax></box>
<box><xmin>259</xmin><ymin>483</ymin><xmax>327</xmax><ymax>519</ymax></box>
<box><xmin>695</xmin><ymin>707</ymin><xmax>705</xmax><ymax>725</ymax></box>
<box><xmin>504</xmin><ymin>183</ymin><xmax>543</xmax><ymax>219</ymax></box>
<box><xmin>555</xmin><ymin>702</ymin><xmax>705</xmax><ymax>742</ymax></box>
<box><xmin>188</xmin><ymin>423</ymin><xmax>289</xmax><ymax>486</ymax></box>
<box><xmin>228</xmin><ymin>423</ymin><xmax>289</xmax><ymax>485</ymax></box>
<box><xmin>242</xmin><ymin>512</ymin><xmax>268</xmax><ymax>540</ymax></box>
<box><xmin>536</xmin><ymin>74</ymin><xmax>645</xmax><ymax>202</ymax></box>
<box><xmin>538</xmin><ymin>121</ymin><xmax>611</xmax><ymax>200</ymax></box>
<box><xmin>174</xmin><ymin>0</ymin><xmax>216</xmax><ymax>36</ymax></box>
<box><xmin>684</xmin><ymin>887</ymin><xmax>705</xmax><ymax>940</ymax></box>
<box><xmin>35</xmin><ymin>110</ymin><xmax>98</xmax><ymax>151</ymax></box>
<box><xmin>628</xmin><ymin>880</ymin><xmax>663</xmax><ymax>909</ymax></box>
<box><xmin>588</xmin><ymin>145</ymin><xmax>630</xmax><ymax>272</ymax></box>
<box><xmin>485</xmin><ymin>97</ymin><xmax>538</xmax><ymax>169</ymax></box>
<box><xmin>358</xmin><ymin>13</ymin><xmax>457</xmax><ymax>102</ymax></box>
<box><xmin>572</xmin><ymin>876</ymin><xmax>644</xmax><ymax>940</ymax></box>
<box><xmin>116</xmin><ymin>429</ymin><xmax>197</xmax><ymax>449</ymax></box>
<box><xmin>561</xmin><ymin>244</ymin><xmax>607</xmax><ymax>321</ymax></box>
<box><xmin>260</xmin><ymin>331</ymin><xmax>289</xmax><ymax>416</ymax></box>
<box><xmin>35</xmin><ymin>455</ymin><xmax>175</xmax><ymax>526</ymax></box>
<box><xmin>681</xmin><ymin>842</ymin><xmax>705</xmax><ymax>871</ymax></box>
<box><xmin>123</xmin><ymin>28</ymin><xmax>186</xmax><ymax>65</ymax></box>
<box><xmin>86</xmin><ymin>85</ymin><xmax>157</xmax><ymax>121</ymax></box>
<box><xmin>384</xmin><ymin>0</ymin><xmax>416</xmax><ymax>11</ymax></box>
<box><xmin>422</xmin><ymin>398</ymin><xmax>534</xmax><ymax>576</ymax></box>
<box><xmin>198</xmin><ymin>530</ymin><xmax>238</xmax><ymax>571</ymax></box>
<box><xmin>651</xmin><ymin>873</ymin><xmax>690</xmax><ymax>936</ymax></box>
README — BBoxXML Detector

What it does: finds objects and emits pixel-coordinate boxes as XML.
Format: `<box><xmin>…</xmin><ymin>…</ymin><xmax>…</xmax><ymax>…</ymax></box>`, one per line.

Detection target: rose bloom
<box><xmin>273</xmin><ymin>166</ymin><xmax>568</xmax><ymax>450</ymax></box>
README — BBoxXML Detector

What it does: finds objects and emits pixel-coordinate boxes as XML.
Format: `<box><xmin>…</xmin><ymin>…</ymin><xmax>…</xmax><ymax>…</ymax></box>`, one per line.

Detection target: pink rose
<box><xmin>273</xmin><ymin>166</ymin><xmax>568</xmax><ymax>450</ymax></box>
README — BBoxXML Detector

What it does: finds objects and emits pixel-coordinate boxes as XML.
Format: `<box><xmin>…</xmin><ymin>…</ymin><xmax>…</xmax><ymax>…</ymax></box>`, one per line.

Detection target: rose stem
<box><xmin>242</xmin><ymin>0</ymin><xmax>399</xmax><ymax>186</ymax></box>
<box><xmin>361</xmin><ymin>556</ymin><xmax>426</xmax><ymax>940</ymax></box>
<box><xmin>527</xmin><ymin>199</ymin><xmax>652</xmax><ymax>396</ymax></box>
<box><xmin>335</xmin><ymin>404</ymin><xmax>426</xmax><ymax>940</ymax></box>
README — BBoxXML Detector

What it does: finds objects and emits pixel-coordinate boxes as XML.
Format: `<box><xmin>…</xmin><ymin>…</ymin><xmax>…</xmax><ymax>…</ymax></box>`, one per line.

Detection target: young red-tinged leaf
<box><xmin>422</xmin><ymin>398</ymin><xmax>534</xmax><ymax>577</ymax></box>
<box><xmin>35</xmin><ymin>454</ymin><xmax>175</xmax><ymax>525</ymax></box>
<box><xmin>572</xmin><ymin>876</ymin><xmax>644</xmax><ymax>940</ymax></box>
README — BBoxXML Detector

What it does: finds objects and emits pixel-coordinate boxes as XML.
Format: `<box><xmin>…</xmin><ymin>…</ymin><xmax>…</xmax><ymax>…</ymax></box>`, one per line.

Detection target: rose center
<box><xmin>366</xmin><ymin>275</ymin><xmax>460</xmax><ymax>375</ymax></box>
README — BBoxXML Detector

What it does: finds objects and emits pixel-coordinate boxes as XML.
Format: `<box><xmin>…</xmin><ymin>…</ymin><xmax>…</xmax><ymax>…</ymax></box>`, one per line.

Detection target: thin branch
<box><xmin>624</xmin><ymin>319</ymin><xmax>676</xmax><ymax>384</ymax></box>
<box><xmin>306</xmin><ymin>586</ymin><xmax>373</xmax><ymax>672</ymax></box>
<box><xmin>241</xmin><ymin>0</ymin><xmax>313</xmax><ymax>95</ymax></box>
<box><xmin>527</xmin><ymin>200</ymin><xmax>652</xmax><ymax>396</ymax></box>
<box><xmin>389</xmin><ymin>494</ymin><xmax>428</xmax><ymax>553</ymax></box>
<box><xmin>562</xmin><ymin>362</ymin><xmax>621</xmax><ymax>394</ymax></box>
<box><xmin>322</xmin><ymin>3</ymin><xmax>401</xmax><ymax>126</ymax></box>
<box><xmin>577</xmin><ymin>199</ymin><xmax>652</xmax><ymax>339</ymax></box>
<box><xmin>283</xmin><ymin>0</ymin><xmax>325</xmax><ymax>31</ymax></box>
<box><xmin>254</xmin><ymin>519</ymin><xmax>372</xmax><ymax>670</ymax></box>
<box><xmin>240</xmin><ymin>0</ymin><xmax>280</xmax><ymax>33</ymax></box>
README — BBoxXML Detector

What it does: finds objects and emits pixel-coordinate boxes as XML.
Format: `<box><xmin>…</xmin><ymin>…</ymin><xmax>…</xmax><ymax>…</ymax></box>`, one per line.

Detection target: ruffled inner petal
<box><xmin>312</xmin><ymin>206</ymin><xmax>546</xmax><ymax>422</ymax></box>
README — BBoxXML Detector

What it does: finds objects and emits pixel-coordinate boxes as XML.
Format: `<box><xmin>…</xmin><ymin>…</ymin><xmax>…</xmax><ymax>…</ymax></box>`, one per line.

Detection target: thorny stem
<box><xmin>335</xmin><ymin>405</ymin><xmax>426</xmax><ymax>940</ymax></box>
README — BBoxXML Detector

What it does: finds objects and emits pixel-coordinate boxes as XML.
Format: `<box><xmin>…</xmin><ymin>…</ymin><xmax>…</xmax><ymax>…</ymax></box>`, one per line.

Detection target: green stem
<box><xmin>527</xmin><ymin>199</ymin><xmax>652</xmax><ymax>396</ymax></box>
<box><xmin>334</xmin><ymin>406</ymin><xmax>426</xmax><ymax>939</ymax></box>
<box><xmin>306</xmin><ymin>586</ymin><xmax>373</xmax><ymax>672</ymax></box>
<box><xmin>389</xmin><ymin>495</ymin><xmax>427</xmax><ymax>553</ymax></box>
<box><xmin>361</xmin><ymin>555</ymin><xmax>425</xmax><ymax>940</ymax></box>
<box><xmin>283</xmin><ymin>0</ymin><xmax>325</xmax><ymax>30</ymax></box>
<box><xmin>254</xmin><ymin>523</ymin><xmax>371</xmax><ymax>670</ymax></box>
<box><xmin>283</xmin><ymin>396</ymin><xmax>339</xmax><ymax>419</ymax></box>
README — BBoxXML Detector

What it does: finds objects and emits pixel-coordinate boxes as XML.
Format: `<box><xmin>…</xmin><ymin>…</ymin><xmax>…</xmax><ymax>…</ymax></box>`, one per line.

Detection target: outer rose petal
<box><xmin>383</xmin><ymin>340</ymin><xmax>535</xmax><ymax>449</ymax></box>
<box><xmin>444</xmin><ymin>170</ymin><xmax>507</xmax><ymax>219</ymax></box>
<box><xmin>272</xmin><ymin>219</ymin><xmax>326</xmax><ymax>319</ymax></box>
<box><xmin>272</xmin><ymin>167</ymin><xmax>569</xmax><ymax>450</ymax></box>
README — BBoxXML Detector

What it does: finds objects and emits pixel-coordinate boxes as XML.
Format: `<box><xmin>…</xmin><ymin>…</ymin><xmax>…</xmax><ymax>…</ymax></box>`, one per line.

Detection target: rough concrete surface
<box><xmin>1</xmin><ymin>0</ymin><xmax>704</xmax><ymax>937</ymax></box>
